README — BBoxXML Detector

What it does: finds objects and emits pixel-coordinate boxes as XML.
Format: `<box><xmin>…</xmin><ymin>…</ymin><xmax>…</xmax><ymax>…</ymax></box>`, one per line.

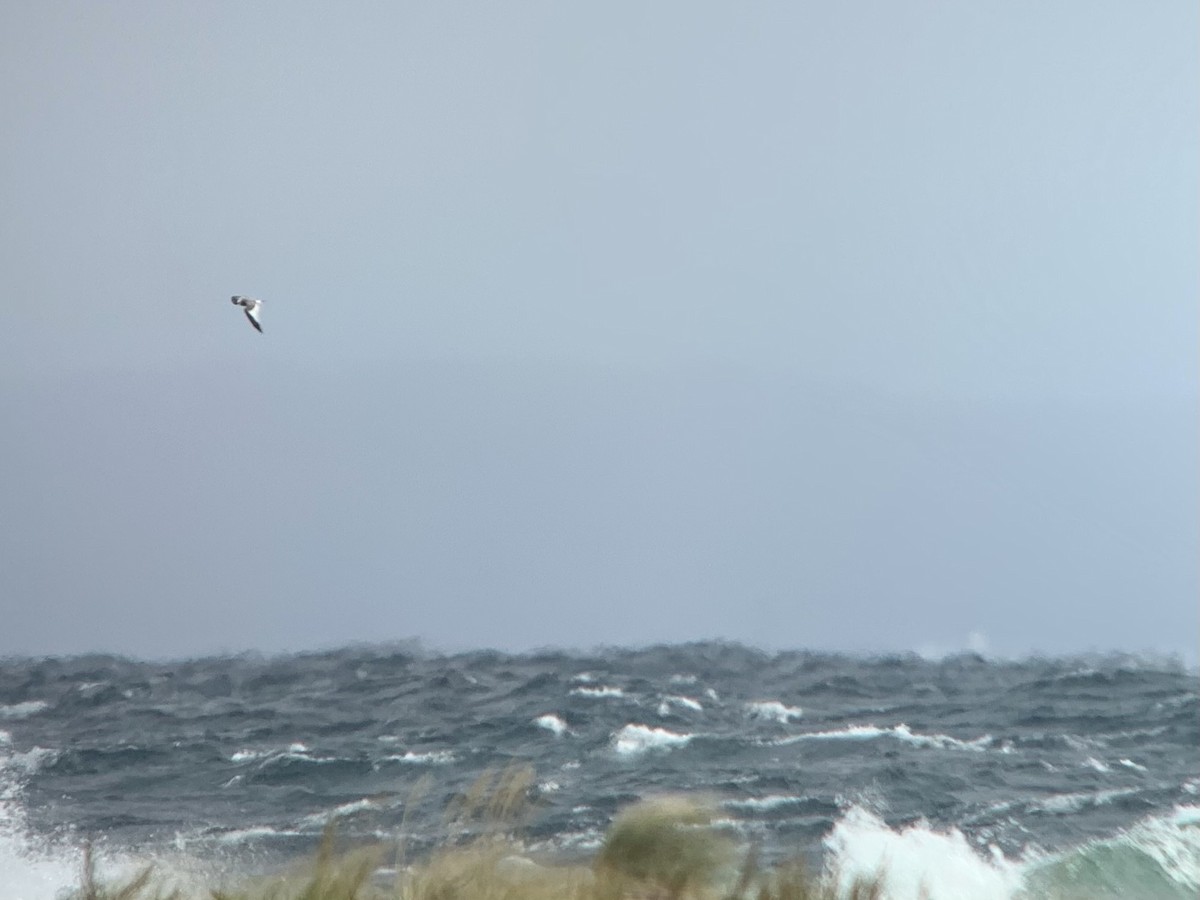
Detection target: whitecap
<box><xmin>1172</xmin><ymin>804</ymin><xmax>1200</xmax><ymax>827</ymax></box>
<box><xmin>657</xmin><ymin>696</ymin><xmax>703</xmax><ymax>717</ymax></box>
<box><xmin>534</xmin><ymin>714</ymin><xmax>568</xmax><ymax>736</ymax></box>
<box><xmin>1119</xmin><ymin>758</ymin><xmax>1148</xmax><ymax>773</ymax></box>
<box><xmin>0</xmin><ymin>701</ymin><xmax>50</xmax><ymax>720</ymax></box>
<box><xmin>611</xmin><ymin>724</ymin><xmax>692</xmax><ymax>756</ymax></box>
<box><xmin>1</xmin><ymin>746</ymin><xmax>57</xmax><ymax>776</ymax></box>
<box><xmin>725</xmin><ymin>795</ymin><xmax>810</xmax><ymax>813</ymax></box>
<box><xmin>772</xmin><ymin>724</ymin><xmax>990</xmax><ymax>752</ymax></box>
<box><xmin>214</xmin><ymin>825</ymin><xmax>303</xmax><ymax>845</ymax></box>
<box><xmin>0</xmin><ymin>743</ymin><xmax>93</xmax><ymax>900</ymax></box>
<box><xmin>299</xmin><ymin>797</ymin><xmax>378</xmax><ymax>828</ymax></box>
<box><xmin>1034</xmin><ymin>788</ymin><xmax>1140</xmax><ymax>815</ymax></box>
<box><xmin>378</xmin><ymin>750</ymin><xmax>455</xmax><ymax>765</ymax></box>
<box><xmin>1063</xmin><ymin>734</ymin><xmax>1103</xmax><ymax>752</ymax></box>
<box><xmin>1020</xmin><ymin>806</ymin><xmax>1200</xmax><ymax>896</ymax></box>
<box><xmin>746</xmin><ymin>700</ymin><xmax>803</xmax><ymax>723</ymax></box>
<box><xmin>823</xmin><ymin>806</ymin><xmax>1022</xmax><ymax>900</ymax></box>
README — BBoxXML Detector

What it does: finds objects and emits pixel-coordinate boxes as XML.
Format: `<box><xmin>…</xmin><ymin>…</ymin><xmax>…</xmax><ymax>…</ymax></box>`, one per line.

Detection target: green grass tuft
<box><xmin>594</xmin><ymin>796</ymin><xmax>735</xmax><ymax>899</ymax></box>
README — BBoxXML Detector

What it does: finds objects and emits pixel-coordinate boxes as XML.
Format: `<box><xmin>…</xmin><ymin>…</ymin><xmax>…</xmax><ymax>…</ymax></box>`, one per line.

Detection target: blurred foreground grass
<box><xmin>69</xmin><ymin>768</ymin><xmax>882</xmax><ymax>900</ymax></box>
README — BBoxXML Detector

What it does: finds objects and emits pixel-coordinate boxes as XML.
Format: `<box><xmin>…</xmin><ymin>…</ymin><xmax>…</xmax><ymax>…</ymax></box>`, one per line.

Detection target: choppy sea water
<box><xmin>1</xmin><ymin>642</ymin><xmax>1197</xmax><ymax>899</ymax></box>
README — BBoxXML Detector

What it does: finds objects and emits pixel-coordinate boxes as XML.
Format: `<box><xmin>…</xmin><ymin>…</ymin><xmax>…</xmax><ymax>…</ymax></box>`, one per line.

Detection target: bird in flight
<box><xmin>231</xmin><ymin>295</ymin><xmax>263</xmax><ymax>333</ymax></box>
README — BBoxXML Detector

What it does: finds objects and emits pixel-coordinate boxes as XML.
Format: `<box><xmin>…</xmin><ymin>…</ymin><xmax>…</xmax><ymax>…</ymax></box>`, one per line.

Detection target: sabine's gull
<box><xmin>231</xmin><ymin>295</ymin><xmax>263</xmax><ymax>333</ymax></box>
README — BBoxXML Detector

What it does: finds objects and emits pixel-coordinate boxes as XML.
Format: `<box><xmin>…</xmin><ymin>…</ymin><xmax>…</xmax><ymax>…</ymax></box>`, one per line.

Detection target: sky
<box><xmin>1</xmin><ymin>2</ymin><xmax>1196</xmax><ymax>662</ymax></box>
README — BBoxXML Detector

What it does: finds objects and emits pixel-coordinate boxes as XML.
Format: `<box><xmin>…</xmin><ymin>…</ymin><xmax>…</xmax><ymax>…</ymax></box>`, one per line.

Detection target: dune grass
<box><xmin>68</xmin><ymin>768</ymin><xmax>885</xmax><ymax>900</ymax></box>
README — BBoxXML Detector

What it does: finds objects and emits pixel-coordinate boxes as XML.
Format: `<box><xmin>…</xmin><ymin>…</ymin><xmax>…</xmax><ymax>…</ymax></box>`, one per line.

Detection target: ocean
<box><xmin>1</xmin><ymin>642</ymin><xmax>1196</xmax><ymax>899</ymax></box>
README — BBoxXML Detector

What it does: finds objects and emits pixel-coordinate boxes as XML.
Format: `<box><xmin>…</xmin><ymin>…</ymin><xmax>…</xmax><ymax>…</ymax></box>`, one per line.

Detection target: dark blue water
<box><xmin>1</xmin><ymin>642</ymin><xmax>1197</xmax><ymax>898</ymax></box>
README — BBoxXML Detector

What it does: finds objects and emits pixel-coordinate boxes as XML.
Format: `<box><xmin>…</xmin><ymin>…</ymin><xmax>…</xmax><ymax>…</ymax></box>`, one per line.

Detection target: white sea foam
<box><xmin>534</xmin><ymin>714</ymin><xmax>569</xmax><ymax>736</ymax></box>
<box><xmin>725</xmin><ymin>795</ymin><xmax>810</xmax><ymax>813</ymax></box>
<box><xmin>230</xmin><ymin>742</ymin><xmax>311</xmax><ymax>764</ymax></box>
<box><xmin>611</xmin><ymin>724</ymin><xmax>692</xmax><ymax>756</ymax></box>
<box><xmin>657</xmin><ymin>695</ymin><xmax>703</xmax><ymax>716</ymax></box>
<box><xmin>746</xmin><ymin>700</ymin><xmax>803</xmax><ymax>723</ymax></box>
<box><xmin>1172</xmin><ymin>804</ymin><xmax>1200</xmax><ymax>827</ymax></box>
<box><xmin>773</xmin><ymin>724</ymin><xmax>991</xmax><ymax>752</ymax></box>
<box><xmin>378</xmin><ymin>750</ymin><xmax>455</xmax><ymax>765</ymax></box>
<box><xmin>1033</xmin><ymin>788</ymin><xmax>1140</xmax><ymax>816</ymax></box>
<box><xmin>299</xmin><ymin>797</ymin><xmax>379</xmax><ymax>828</ymax></box>
<box><xmin>1</xmin><ymin>741</ymin><xmax>100</xmax><ymax>900</ymax></box>
<box><xmin>212</xmin><ymin>825</ymin><xmax>304</xmax><ymax>845</ymax></box>
<box><xmin>0</xmin><ymin>745</ymin><xmax>57</xmax><ymax>777</ymax></box>
<box><xmin>1118</xmin><ymin>757</ymin><xmax>1148</xmax><ymax>773</ymax></box>
<box><xmin>1063</xmin><ymin>734</ymin><xmax>1103</xmax><ymax>752</ymax></box>
<box><xmin>0</xmin><ymin>701</ymin><xmax>51</xmax><ymax>720</ymax></box>
<box><xmin>1126</xmin><ymin>806</ymin><xmax>1200</xmax><ymax>887</ymax></box>
<box><xmin>824</xmin><ymin>806</ymin><xmax>1022</xmax><ymax>900</ymax></box>
<box><xmin>1083</xmin><ymin>756</ymin><xmax>1111</xmax><ymax>773</ymax></box>
<box><xmin>1019</xmin><ymin>806</ymin><xmax>1200</xmax><ymax>897</ymax></box>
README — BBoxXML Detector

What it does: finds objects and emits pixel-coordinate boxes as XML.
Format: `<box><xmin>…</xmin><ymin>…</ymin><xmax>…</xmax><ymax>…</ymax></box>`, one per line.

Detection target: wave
<box><xmin>724</xmin><ymin>794</ymin><xmax>815</xmax><ymax>814</ymax></box>
<box><xmin>746</xmin><ymin>700</ymin><xmax>803</xmax><ymax>723</ymax></box>
<box><xmin>1021</xmin><ymin>805</ymin><xmax>1200</xmax><ymax>899</ymax></box>
<box><xmin>825</xmin><ymin>806</ymin><xmax>1023</xmax><ymax>899</ymax></box>
<box><xmin>656</xmin><ymin>695</ymin><xmax>704</xmax><ymax>716</ymax></box>
<box><xmin>534</xmin><ymin>714</ymin><xmax>569</xmax><ymax>736</ymax></box>
<box><xmin>824</xmin><ymin>804</ymin><xmax>1200</xmax><ymax>899</ymax></box>
<box><xmin>2</xmin><ymin>740</ymin><xmax>104</xmax><ymax>900</ymax></box>
<box><xmin>298</xmin><ymin>797</ymin><xmax>382</xmax><ymax>828</ymax></box>
<box><xmin>2</xmin><ymin>783</ymin><xmax>1197</xmax><ymax>899</ymax></box>
<box><xmin>610</xmin><ymin>724</ymin><xmax>693</xmax><ymax>756</ymax></box>
<box><xmin>376</xmin><ymin>749</ymin><xmax>455</xmax><ymax>765</ymax></box>
<box><xmin>211</xmin><ymin>824</ymin><xmax>304</xmax><ymax>845</ymax></box>
<box><xmin>0</xmin><ymin>701</ymin><xmax>51</xmax><ymax>720</ymax></box>
<box><xmin>772</xmin><ymin>723</ymin><xmax>992</xmax><ymax>752</ymax></box>
<box><xmin>230</xmin><ymin>742</ymin><xmax>312</xmax><ymax>764</ymax></box>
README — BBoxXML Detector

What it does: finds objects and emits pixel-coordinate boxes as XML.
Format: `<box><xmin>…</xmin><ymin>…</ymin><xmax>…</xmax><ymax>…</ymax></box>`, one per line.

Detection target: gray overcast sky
<box><xmin>1</xmin><ymin>2</ymin><xmax>1196</xmax><ymax>662</ymax></box>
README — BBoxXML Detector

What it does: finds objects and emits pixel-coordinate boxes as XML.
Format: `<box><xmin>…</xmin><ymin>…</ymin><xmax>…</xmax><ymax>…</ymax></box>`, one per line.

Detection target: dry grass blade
<box><xmin>73</xmin><ymin>842</ymin><xmax>164</xmax><ymax>900</ymax></box>
<box><xmin>443</xmin><ymin>765</ymin><xmax>536</xmax><ymax>836</ymax></box>
<box><xmin>68</xmin><ymin>776</ymin><xmax>907</xmax><ymax>900</ymax></box>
